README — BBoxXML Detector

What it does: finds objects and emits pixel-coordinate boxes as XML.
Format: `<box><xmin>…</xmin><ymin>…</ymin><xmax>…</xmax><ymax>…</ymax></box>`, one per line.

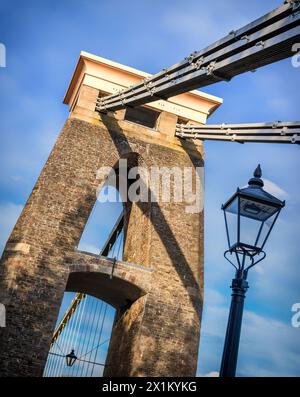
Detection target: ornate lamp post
<box><xmin>220</xmin><ymin>165</ymin><xmax>285</xmax><ymax>377</ymax></box>
<box><xmin>65</xmin><ymin>349</ymin><xmax>77</xmax><ymax>367</ymax></box>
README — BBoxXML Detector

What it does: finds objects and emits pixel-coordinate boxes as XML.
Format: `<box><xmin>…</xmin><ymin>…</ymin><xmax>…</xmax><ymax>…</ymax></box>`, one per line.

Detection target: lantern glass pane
<box><xmin>240</xmin><ymin>215</ymin><xmax>263</xmax><ymax>248</ymax></box>
<box><xmin>224</xmin><ymin>197</ymin><xmax>238</xmax><ymax>248</ymax></box>
<box><xmin>240</xmin><ymin>199</ymin><xmax>278</xmax><ymax>248</ymax></box>
<box><xmin>256</xmin><ymin>211</ymin><xmax>278</xmax><ymax>249</ymax></box>
<box><xmin>225</xmin><ymin>195</ymin><xmax>279</xmax><ymax>251</ymax></box>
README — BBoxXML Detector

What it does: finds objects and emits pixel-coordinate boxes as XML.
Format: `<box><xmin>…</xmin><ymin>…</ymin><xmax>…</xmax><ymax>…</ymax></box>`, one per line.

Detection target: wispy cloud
<box><xmin>263</xmin><ymin>178</ymin><xmax>289</xmax><ymax>200</ymax></box>
<box><xmin>198</xmin><ymin>296</ymin><xmax>300</xmax><ymax>377</ymax></box>
<box><xmin>162</xmin><ymin>0</ymin><xmax>252</xmax><ymax>50</ymax></box>
<box><xmin>199</xmin><ymin>371</ymin><xmax>219</xmax><ymax>377</ymax></box>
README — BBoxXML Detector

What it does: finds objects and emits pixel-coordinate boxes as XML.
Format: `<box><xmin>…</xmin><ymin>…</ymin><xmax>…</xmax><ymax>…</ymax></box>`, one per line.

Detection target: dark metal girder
<box><xmin>176</xmin><ymin>134</ymin><xmax>300</xmax><ymax>144</ymax></box>
<box><xmin>99</xmin><ymin>9</ymin><xmax>300</xmax><ymax>108</ymax></box>
<box><xmin>97</xmin><ymin>25</ymin><xmax>300</xmax><ymax>111</ymax></box>
<box><xmin>97</xmin><ymin>1</ymin><xmax>296</xmax><ymax>105</ymax></box>
<box><xmin>175</xmin><ymin>121</ymin><xmax>300</xmax><ymax>144</ymax></box>
<box><xmin>180</xmin><ymin>121</ymin><xmax>300</xmax><ymax>129</ymax></box>
<box><xmin>96</xmin><ymin>1</ymin><xmax>300</xmax><ymax>112</ymax></box>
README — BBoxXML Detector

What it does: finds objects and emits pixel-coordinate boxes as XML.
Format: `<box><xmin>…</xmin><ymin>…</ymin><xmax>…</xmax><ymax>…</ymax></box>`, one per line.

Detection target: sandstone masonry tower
<box><xmin>0</xmin><ymin>52</ymin><xmax>222</xmax><ymax>377</ymax></box>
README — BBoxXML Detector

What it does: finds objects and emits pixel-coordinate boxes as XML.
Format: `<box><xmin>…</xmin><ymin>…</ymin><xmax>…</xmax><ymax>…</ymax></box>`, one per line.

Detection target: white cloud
<box><xmin>263</xmin><ymin>178</ymin><xmax>289</xmax><ymax>200</ymax></box>
<box><xmin>198</xmin><ymin>293</ymin><xmax>300</xmax><ymax>377</ymax></box>
<box><xmin>77</xmin><ymin>242</ymin><xmax>100</xmax><ymax>255</ymax></box>
<box><xmin>205</xmin><ymin>288</ymin><xmax>226</xmax><ymax>306</ymax></box>
<box><xmin>266</xmin><ymin>97</ymin><xmax>292</xmax><ymax>114</ymax></box>
<box><xmin>198</xmin><ymin>371</ymin><xmax>219</xmax><ymax>377</ymax></box>
<box><xmin>162</xmin><ymin>3</ymin><xmax>245</xmax><ymax>55</ymax></box>
<box><xmin>161</xmin><ymin>0</ymin><xmax>280</xmax><ymax>56</ymax></box>
<box><xmin>253</xmin><ymin>264</ymin><xmax>264</xmax><ymax>275</ymax></box>
<box><xmin>0</xmin><ymin>73</ymin><xmax>65</xmax><ymax>188</ymax></box>
<box><xmin>239</xmin><ymin>310</ymin><xmax>300</xmax><ymax>376</ymax></box>
<box><xmin>250</xmin><ymin>68</ymin><xmax>300</xmax><ymax>119</ymax></box>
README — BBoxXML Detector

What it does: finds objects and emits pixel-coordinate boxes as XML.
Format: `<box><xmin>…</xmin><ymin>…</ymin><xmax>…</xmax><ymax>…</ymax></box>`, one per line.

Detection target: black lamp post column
<box><xmin>220</xmin><ymin>269</ymin><xmax>248</xmax><ymax>377</ymax></box>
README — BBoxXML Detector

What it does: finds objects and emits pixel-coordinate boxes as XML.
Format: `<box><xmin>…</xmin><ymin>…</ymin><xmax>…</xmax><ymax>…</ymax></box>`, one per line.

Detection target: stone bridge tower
<box><xmin>0</xmin><ymin>52</ymin><xmax>222</xmax><ymax>377</ymax></box>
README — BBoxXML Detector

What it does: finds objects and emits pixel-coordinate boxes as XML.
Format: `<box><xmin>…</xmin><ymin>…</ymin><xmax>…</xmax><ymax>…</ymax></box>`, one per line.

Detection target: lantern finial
<box><xmin>254</xmin><ymin>164</ymin><xmax>262</xmax><ymax>178</ymax></box>
<box><xmin>248</xmin><ymin>164</ymin><xmax>264</xmax><ymax>187</ymax></box>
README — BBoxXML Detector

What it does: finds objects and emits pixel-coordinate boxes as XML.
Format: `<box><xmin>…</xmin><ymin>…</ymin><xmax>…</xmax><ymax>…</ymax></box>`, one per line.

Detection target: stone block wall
<box><xmin>0</xmin><ymin>111</ymin><xmax>204</xmax><ymax>377</ymax></box>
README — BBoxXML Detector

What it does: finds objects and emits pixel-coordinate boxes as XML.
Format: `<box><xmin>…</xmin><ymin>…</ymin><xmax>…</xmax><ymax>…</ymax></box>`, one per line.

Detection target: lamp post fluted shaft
<box><xmin>220</xmin><ymin>269</ymin><xmax>248</xmax><ymax>377</ymax></box>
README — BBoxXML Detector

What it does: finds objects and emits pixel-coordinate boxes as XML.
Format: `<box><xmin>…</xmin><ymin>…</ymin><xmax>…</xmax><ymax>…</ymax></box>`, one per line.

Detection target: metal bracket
<box><xmin>241</xmin><ymin>35</ymin><xmax>250</xmax><ymax>43</ymax></box>
<box><xmin>186</xmin><ymin>51</ymin><xmax>198</xmax><ymax>64</ymax></box>
<box><xmin>229</xmin><ymin>30</ymin><xmax>238</xmax><ymax>41</ymax></box>
<box><xmin>224</xmin><ymin>250</ymin><xmax>239</xmax><ymax>270</ymax></box>
<box><xmin>206</xmin><ymin>62</ymin><xmax>232</xmax><ymax>82</ymax></box>
<box><xmin>255</xmin><ymin>40</ymin><xmax>265</xmax><ymax>48</ymax></box>
<box><xmin>191</xmin><ymin>57</ymin><xmax>205</xmax><ymax>70</ymax></box>
<box><xmin>143</xmin><ymin>80</ymin><xmax>159</xmax><ymax>97</ymax></box>
<box><xmin>291</xmin><ymin>134</ymin><xmax>298</xmax><ymax>143</ymax></box>
<box><xmin>110</xmin><ymin>257</ymin><xmax>117</xmax><ymax>280</ymax></box>
<box><xmin>119</xmin><ymin>92</ymin><xmax>126</xmax><ymax>106</ymax></box>
<box><xmin>96</xmin><ymin>97</ymin><xmax>108</xmax><ymax>113</ymax></box>
<box><xmin>284</xmin><ymin>0</ymin><xmax>300</xmax><ymax>11</ymax></box>
<box><xmin>162</xmin><ymin>68</ymin><xmax>171</xmax><ymax>80</ymax></box>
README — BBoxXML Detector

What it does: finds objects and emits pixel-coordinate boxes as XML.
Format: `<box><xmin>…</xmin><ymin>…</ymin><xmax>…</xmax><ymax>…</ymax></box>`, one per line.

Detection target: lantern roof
<box><xmin>223</xmin><ymin>165</ymin><xmax>285</xmax><ymax>210</ymax></box>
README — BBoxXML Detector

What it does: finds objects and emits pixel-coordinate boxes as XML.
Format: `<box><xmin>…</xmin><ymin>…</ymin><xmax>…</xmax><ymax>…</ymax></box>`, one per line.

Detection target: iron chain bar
<box><xmin>95</xmin><ymin>1</ymin><xmax>300</xmax><ymax>112</ymax></box>
<box><xmin>175</xmin><ymin>121</ymin><xmax>300</xmax><ymax>144</ymax></box>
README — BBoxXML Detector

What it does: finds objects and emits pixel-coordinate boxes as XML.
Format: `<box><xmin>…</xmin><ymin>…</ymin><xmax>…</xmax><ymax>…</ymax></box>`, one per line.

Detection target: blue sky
<box><xmin>0</xmin><ymin>0</ymin><xmax>299</xmax><ymax>377</ymax></box>
<box><xmin>45</xmin><ymin>292</ymin><xmax>116</xmax><ymax>377</ymax></box>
